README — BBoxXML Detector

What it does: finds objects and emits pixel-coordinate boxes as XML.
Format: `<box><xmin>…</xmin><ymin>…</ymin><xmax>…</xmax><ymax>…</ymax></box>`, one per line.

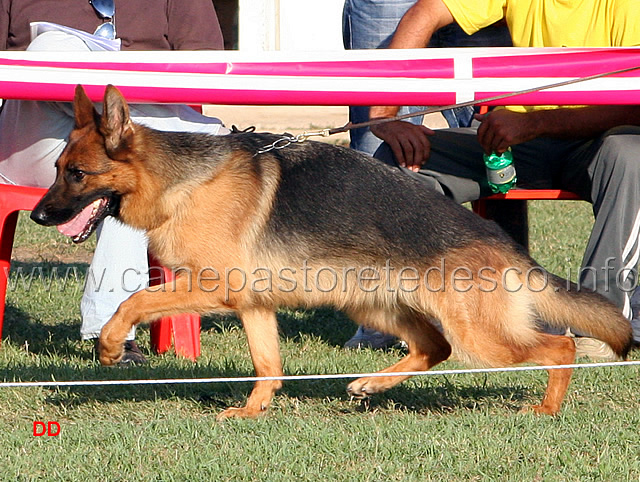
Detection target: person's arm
<box><xmin>369</xmin><ymin>0</ymin><xmax>455</xmax><ymax>171</ymax></box>
<box><xmin>167</xmin><ymin>0</ymin><xmax>224</xmax><ymax>50</ymax></box>
<box><xmin>474</xmin><ymin>105</ymin><xmax>640</xmax><ymax>155</ymax></box>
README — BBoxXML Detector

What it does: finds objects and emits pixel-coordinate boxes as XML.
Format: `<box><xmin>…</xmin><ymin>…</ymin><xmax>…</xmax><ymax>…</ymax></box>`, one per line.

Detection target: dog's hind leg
<box><xmin>217</xmin><ymin>307</ymin><xmax>283</xmax><ymax>420</ymax></box>
<box><xmin>516</xmin><ymin>333</ymin><xmax>576</xmax><ymax>415</ymax></box>
<box><xmin>346</xmin><ymin>311</ymin><xmax>451</xmax><ymax>398</ymax></box>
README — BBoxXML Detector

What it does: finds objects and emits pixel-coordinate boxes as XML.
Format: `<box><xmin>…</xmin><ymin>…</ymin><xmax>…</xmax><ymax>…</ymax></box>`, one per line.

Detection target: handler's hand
<box><xmin>475</xmin><ymin>110</ymin><xmax>539</xmax><ymax>155</ymax></box>
<box><xmin>370</xmin><ymin>120</ymin><xmax>434</xmax><ymax>172</ymax></box>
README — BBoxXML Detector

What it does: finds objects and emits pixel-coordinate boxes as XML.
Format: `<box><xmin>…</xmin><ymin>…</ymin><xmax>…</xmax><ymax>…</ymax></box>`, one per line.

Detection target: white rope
<box><xmin>1</xmin><ymin>359</ymin><xmax>639</xmax><ymax>388</ymax></box>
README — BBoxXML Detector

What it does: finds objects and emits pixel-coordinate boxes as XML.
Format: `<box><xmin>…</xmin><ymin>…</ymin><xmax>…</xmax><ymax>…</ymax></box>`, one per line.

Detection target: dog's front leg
<box><xmin>217</xmin><ymin>307</ymin><xmax>283</xmax><ymax>420</ymax></box>
<box><xmin>98</xmin><ymin>275</ymin><xmax>211</xmax><ymax>365</ymax></box>
<box><xmin>99</xmin><ymin>301</ymin><xmax>144</xmax><ymax>366</ymax></box>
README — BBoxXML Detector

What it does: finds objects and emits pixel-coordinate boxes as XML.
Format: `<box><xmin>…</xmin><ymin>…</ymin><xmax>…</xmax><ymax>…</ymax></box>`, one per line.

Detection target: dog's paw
<box><xmin>216</xmin><ymin>405</ymin><xmax>268</xmax><ymax>421</ymax></box>
<box><xmin>98</xmin><ymin>338</ymin><xmax>124</xmax><ymax>366</ymax></box>
<box><xmin>518</xmin><ymin>404</ymin><xmax>559</xmax><ymax>416</ymax></box>
<box><xmin>347</xmin><ymin>377</ymin><xmax>378</xmax><ymax>399</ymax></box>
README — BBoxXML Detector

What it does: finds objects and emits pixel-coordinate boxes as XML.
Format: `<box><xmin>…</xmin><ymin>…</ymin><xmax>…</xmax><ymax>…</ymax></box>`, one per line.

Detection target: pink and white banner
<box><xmin>0</xmin><ymin>47</ymin><xmax>638</xmax><ymax>106</ymax></box>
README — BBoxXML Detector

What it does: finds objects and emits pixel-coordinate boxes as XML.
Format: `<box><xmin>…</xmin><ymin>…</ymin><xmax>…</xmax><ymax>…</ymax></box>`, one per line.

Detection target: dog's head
<box><xmin>31</xmin><ymin>85</ymin><xmax>138</xmax><ymax>243</ymax></box>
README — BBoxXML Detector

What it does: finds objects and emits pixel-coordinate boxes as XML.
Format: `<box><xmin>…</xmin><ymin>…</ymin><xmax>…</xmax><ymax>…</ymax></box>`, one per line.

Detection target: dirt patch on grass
<box><xmin>11</xmin><ymin>245</ymin><xmax>93</xmax><ymax>265</ymax></box>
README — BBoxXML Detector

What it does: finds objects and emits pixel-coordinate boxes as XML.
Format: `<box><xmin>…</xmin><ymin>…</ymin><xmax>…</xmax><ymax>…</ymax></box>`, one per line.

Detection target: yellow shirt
<box><xmin>442</xmin><ymin>0</ymin><xmax>639</xmax><ymax>111</ymax></box>
<box><xmin>443</xmin><ymin>0</ymin><xmax>640</xmax><ymax>47</ymax></box>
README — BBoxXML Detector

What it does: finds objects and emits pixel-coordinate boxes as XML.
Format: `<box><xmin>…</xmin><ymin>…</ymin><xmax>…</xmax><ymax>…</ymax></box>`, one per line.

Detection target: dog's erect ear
<box><xmin>73</xmin><ymin>85</ymin><xmax>99</xmax><ymax>129</ymax></box>
<box><xmin>100</xmin><ymin>85</ymin><xmax>135</xmax><ymax>160</ymax></box>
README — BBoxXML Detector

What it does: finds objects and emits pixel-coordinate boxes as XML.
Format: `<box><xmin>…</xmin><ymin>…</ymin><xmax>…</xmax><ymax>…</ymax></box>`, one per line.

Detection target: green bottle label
<box><xmin>487</xmin><ymin>164</ymin><xmax>516</xmax><ymax>186</ymax></box>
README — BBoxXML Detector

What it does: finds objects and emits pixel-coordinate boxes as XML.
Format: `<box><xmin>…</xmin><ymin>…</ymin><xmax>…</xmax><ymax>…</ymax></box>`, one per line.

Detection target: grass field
<box><xmin>1</xmin><ymin>201</ymin><xmax>640</xmax><ymax>481</ymax></box>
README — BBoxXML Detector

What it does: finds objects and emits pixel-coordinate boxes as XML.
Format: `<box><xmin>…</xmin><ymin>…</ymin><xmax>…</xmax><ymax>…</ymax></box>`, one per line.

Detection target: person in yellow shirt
<box><xmin>367</xmin><ymin>0</ymin><xmax>640</xmax><ymax>357</ymax></box>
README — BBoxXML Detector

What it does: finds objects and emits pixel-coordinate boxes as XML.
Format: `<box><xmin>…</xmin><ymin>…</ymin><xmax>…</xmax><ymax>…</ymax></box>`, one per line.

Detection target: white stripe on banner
<box><xmin>454</xmin><ymin>53</ymin><xmax>474</xmax><ymax>104</ymax></box>
<box><xmin>0</xmin><ymin>67</ymin><xmax>637</xmax><ymax>100</ymax></box>
<box><xmin>0</xmin><ymin>46</ymin><xmax>587</xmax><ymax>64</ymax></box>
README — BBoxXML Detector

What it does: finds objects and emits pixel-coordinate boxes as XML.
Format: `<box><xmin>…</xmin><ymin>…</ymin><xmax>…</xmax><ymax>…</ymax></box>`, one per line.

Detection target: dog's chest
<box><xmin>147</xmin><ymin>233</ymin><xmax>185</xmax><ymax>268</ymax></box>
<box><xmin>145</xmin><ymin>201</ymin><xmax>205</xmax><ymax>263</ymax></box>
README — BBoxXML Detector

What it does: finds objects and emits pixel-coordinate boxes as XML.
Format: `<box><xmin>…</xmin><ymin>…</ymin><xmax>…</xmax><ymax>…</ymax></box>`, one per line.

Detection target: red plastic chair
<box><xmin>0</xmin><ymin>184</ymin><xmax>47</xmax><ymax>344</ymax></box>
<box><xmin>472</xmin><ymin>189</ymin><xmax>581</xmax><ymax>250</ymax></box>
<box><xmin>472</xmin><ymin>189</ymin><xmax>580</xmax><ymax>217</ymax></box>
<box><xmin>0</xmin><ymin>183</ymin><xmax>200</xmax><ymax>359</ymax></box>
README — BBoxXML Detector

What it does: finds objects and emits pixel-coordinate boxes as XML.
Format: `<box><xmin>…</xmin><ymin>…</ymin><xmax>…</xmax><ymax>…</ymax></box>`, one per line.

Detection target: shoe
<box><xmin>343</xmin><ymin>326</ymin><xmax>405</xmax><ymax>349</ymax></box>
<box><xmin>573</xmin><ymin>336</ymin><xmax>619</xmax><ymax>362</ymax></box>
<box><xmin>119</xmin><ymin>340</ymin><xmax>148</xmax><ymax>365</ymax></box>
<box><xmin>93</xmin><ymin>339</ymin><xmax>148</xmax><ymax>366</ymax></box>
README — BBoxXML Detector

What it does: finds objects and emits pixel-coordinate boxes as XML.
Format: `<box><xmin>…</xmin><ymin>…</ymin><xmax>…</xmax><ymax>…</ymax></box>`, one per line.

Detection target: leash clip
<box><xmin>297</xmin><ymin>128</ymin><xmax>331</xmax><ymax>142</ymax></box>
<box><xmin>254</xmin><ymin>129</ymin><xmax>331</xmax><ymax>156</ymax></box>
<box><xmin>255</xmin><ymin>135</ymin><xmax>297</xmax><ymax>156</ymax></box>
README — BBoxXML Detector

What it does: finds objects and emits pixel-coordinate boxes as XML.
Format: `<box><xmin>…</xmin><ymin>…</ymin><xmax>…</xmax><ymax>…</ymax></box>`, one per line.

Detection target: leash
<box><xmin>327</xmin><ymin>63</ymin><xmax>640</xmax><ymax>136</ymax></box>
<box><xmin>253</xmin><ymin>63</ymin><xmax>640</xmax><ymax>154</ymax></box>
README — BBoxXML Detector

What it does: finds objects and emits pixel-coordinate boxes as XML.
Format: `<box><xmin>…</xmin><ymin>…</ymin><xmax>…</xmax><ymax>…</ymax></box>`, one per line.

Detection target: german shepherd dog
<box><xmin>31</xmin><ymin>85</ymin><xmax>632</xmax><ymax>419</ymax></box>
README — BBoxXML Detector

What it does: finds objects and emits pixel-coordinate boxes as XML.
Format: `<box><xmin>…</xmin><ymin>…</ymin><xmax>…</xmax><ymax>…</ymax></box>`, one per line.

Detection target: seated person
<box><xmin>342</xmin><ymin>0</ymin><xmax>512</xmax><ymax>349</ymax></box>
<box><xmin>365</xmin><ymin>0</ymin><xmax>640</xmax><ymax>357</ymax></box>
<box><xmin>0</xmin><ymin>0</ymin><xmax>229</xmax><ymax>363</ymax></box>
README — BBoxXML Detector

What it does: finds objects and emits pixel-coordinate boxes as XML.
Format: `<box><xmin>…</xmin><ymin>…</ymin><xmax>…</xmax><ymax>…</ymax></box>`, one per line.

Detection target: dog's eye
<box><xmin>68</xmin><ymin>168</ymin><xmax>86</xmax><ymax>183</ymax></box>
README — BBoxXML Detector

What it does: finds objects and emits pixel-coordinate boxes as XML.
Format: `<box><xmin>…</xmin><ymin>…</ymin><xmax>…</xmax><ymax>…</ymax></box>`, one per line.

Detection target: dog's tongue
<box><xmin>57</xmin><ymin>199</ymin><xmax>100</xmax><ymax>237</ymax></box>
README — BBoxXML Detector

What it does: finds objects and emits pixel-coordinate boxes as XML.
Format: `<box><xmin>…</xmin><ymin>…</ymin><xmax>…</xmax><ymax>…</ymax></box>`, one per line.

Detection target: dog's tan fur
<box><xmin>32</xmin><ymin>85</ymin><xmax>633</xmax><ymax>419</ymax></box>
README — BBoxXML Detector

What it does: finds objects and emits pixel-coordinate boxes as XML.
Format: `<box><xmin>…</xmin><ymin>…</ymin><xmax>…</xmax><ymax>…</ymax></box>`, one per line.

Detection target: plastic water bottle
<box><xmin>484</xmin><ymin>148</ymin><xmax>517</xmax><ymax>194</ymax></box>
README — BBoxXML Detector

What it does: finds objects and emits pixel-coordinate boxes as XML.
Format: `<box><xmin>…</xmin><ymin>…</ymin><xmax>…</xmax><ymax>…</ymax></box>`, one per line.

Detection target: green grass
<box><xmin>1</xmin><ymin>203</ymin><xmax>640</xmax><ymax>481</ymax></box>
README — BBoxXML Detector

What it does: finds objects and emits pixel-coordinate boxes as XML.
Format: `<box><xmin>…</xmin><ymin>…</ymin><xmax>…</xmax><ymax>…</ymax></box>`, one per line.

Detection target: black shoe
<box><xmin>93</xmin><ymin>339</ymin><xmax>148</xmax><ymax>366</ymax></box>
<box><xmin>119</xmin><ymin>340</ymin><xmax>148</xmax><ymax>366</ymax></box>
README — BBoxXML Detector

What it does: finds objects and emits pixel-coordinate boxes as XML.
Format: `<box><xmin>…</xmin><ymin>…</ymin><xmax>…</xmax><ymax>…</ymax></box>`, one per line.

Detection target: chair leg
<box><xmin>473</xmin><ymin>199</ymin><xmax>529</xmax><ymax>251</ymax></box>
<box><xmin>172</xmin><ymin>313</ymin><xmax>201</xmax><ymax>361</ymax></box>
<box><xmin>149</xmin><ymin>310</ymin><xmax>174</xmax><ymax>355</ymax></box>
<box><xmin>0</xmin><ymin>211</ymin><xmax>20</xmax><ymax>345</ymax></box>
<box><xmin>148</xmin><ymin>255</ymin><xmax>201</xmax><ymax>360</ymax></box>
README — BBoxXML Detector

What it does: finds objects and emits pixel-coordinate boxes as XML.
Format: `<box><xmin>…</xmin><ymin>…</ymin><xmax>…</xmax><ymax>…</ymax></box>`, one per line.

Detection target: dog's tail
<box><xmin>530</xmin><ymin>271</ymin><xmax>633</xmax><ymax>358</ymax></box>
